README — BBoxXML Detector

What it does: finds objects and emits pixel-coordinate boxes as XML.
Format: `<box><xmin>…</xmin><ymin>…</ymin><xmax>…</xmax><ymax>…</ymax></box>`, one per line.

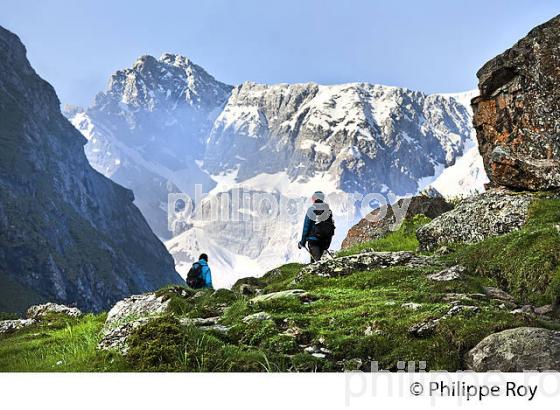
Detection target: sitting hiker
<box><xmin>298</xmin><ymin>191</ymin><xmax>335</xmax><ymax>262</ymax></box>
<box><xmin>186</xmin><ymin>253</ymin><xmax>213</xmax><ymax>289</ymax></box>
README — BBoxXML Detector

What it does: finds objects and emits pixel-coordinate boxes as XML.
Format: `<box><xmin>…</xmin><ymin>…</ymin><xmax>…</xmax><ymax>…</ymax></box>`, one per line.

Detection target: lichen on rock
<box><xmin>416</xmin><ymin>190</ymin><xmax>533</xmax><ymax>251</ymax></box>
<box><xmin>472</xmin><ymin>14</ymin><xmax>560</xmax><ymax>191</ymax></box>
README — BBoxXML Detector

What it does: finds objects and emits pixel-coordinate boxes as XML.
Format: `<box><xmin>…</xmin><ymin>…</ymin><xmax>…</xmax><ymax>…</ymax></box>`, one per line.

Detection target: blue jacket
<box><xmin>197</xmin><ymin>259</ymin><xmax>213</xmax><ymax>288</ymax></box>
<box><xmin>301</xmin><ymin>203</ymin><xmax>325</xmax><ymax>244</ymax></box>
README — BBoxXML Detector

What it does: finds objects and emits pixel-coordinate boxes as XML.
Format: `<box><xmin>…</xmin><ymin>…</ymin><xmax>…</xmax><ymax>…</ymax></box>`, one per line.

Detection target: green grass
<box><xmin>2</xmin><ymin>199</ymin><xmax>560</xmax><ymax>372</ymax></box>
<box><xmin>122</xmin><ymin>262</ymin><xmax>535</xmax><ymax>372</ymax></box>
<box><xmin>0</xmin><ymin>314</ymin><xmax>127</xmax><ymax>372</ymax></box>
<box><xmin>337</xmin><ymin>214</ymin><xmax>431</xmax><ymax>257</ymax></box>
<box><xmin>450</xmin><ymin>198</ymin><xmax>560</xmax><ymax>306</ymax></box>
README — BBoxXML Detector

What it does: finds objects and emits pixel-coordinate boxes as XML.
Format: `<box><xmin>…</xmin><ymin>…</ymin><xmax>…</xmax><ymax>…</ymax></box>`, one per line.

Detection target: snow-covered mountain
<box><xmin>67</xmin><ymin>55</ymin><xmax>486</xmax><ymax>287</ymax></box>
<box><xmin>429</xmin><ymin>90</ymin><xmax>489</xmax><ymax>197</ymax></box>
<box><xmin>67</xmin><ymin>54</ymin><xmax>232</xmax><ymax>237</ymax></box>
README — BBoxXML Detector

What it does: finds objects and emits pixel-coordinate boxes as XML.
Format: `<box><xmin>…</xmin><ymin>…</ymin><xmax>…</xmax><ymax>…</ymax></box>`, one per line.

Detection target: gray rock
<box><xmin>442</xmin><ymin>293</ymin><xmax>486</xmax><ymax>303</ymax></box>
<box><xmin>242</xmin><ymin>311</ymin><xmax>272</xmax><ymax>323</ymax></box>
<box><xmin>510</xmin><ymin>305</ymin><xmax>536</xmax><ymax>315</ymax></box>
<box><xmin>250</xmin><ymin>289</ymin><xmax>311</xmax><ymax>304</ymax></box>
<box><xmin>98</xmin><ymin>292</ymin><xmax>176</xmax><ymax>353</ymax></box>
<box><xmin>409</xmin><ymin>320</ymin><xmax>438</xmax><ymax>337</ymax></box>
<box><xmin>104</xmin><ymin>293</ymin><xmax>171</xmax><ymax>329</ymax></box>
<box><xmin>466</xmin><ymin>327</ymin><xmax>560</xmax><ymax>371</ymax></box>
<box><xmin>401</xmin><ymin>302</ymin><xmax>422</xmax><ymax>311</ymax></box>
<box><xmin>409</xmin><ymin>305</ymin><xmax>480</xmax><ymax>337</ymax></box>
<box><xmin>26</xmin><ymin>303</ymin><xmax>82</xmax><ymax>320</ymax></box>
<box><xmin>97</xmin><ymin>317</ymin><xmax>152</xmax><ymax>354</ymax></box>
<box><xmin>178</xmin><ymin>317</ymin><xmax>230</xmax><ymax>335</ymax></box>
<box><xmin>179</xmin><ymin>317</ymin><xmax>220</xmax><ymax>327</ymax></box>
<box><xmin>0</xmin><ymin>319</ymin><xmax>36</xmax><ymax>335</ymax></box>
<box><xmin>483</xmin><ymin>287</ymin><xmax>515</xmax><ymax>302</ymax></box>
<box><xmin>417</xmin><ymin>190</ymin><xmax>533</xmax><ymax>251</ymax></box>
<box><xmin>427</xmin><ymin>265</ymin><xmax>465</xmax><ymax>281</ymax></box>
<box><xmin>300</xmin><ymin>251</ymin><xmax>432</xmax><ymax>278</ymax></box>
<box><xmin>534</xmin><ymin>305</ymin><xmax>554</xmax><ymax>315</ymax></box>
<box><xmin>446</xmin><ymin>305</ymin><xmax>480</xmax><ymax>317</ymax></box>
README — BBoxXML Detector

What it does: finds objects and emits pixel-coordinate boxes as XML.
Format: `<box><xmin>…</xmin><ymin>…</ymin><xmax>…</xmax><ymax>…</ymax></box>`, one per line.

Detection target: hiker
<box><xmin>186</xmin><ymin>253</ymin><xmax>213</xmax><ymax>289</ymax></box>
<box><xmin>298</xmin><ymin>191</ymin><xmax>335</xmax><ymax>262</ymax></box>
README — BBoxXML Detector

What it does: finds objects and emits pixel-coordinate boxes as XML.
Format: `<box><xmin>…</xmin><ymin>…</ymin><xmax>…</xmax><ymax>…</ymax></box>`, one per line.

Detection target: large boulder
<box><xmin>466</xmin><ymin>327</ymin><xmax>560</xmax><ymax>371</ymax></box>
<box><xmin>342</xmin><ymin>195</ymin><xmax>453</xmax><ymax>249</ymax></box>
<box><xmin>98</xmin><ymin>293</ymin><xmax>173</xmax><ymax>353</ymax></box>
<box><xmin>300</xmin><ymin>251</ymin><xmax>432</xmax><ymax>278</ymax></box>
<box><xmin>416</xmin><ymin>190</ymin><xmax>533</xmax><ymax>251</ymax></box>
<box><xmin>103</xmin><ymin>293</ymin><xmax>171</xmax><ymax>329</ymax></box>
<box><xmin>472</xmin><ymin>14</ymin><xmax>560</xmax><ymax>191</ymax></box>
<box><xmin>26</xmin><ymin>303</ymin><xmax>82</xmax><ymax>320</ymax></box>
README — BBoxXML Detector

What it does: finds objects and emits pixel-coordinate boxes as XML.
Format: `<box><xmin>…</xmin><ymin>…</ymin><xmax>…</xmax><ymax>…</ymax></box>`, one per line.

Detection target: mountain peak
<box><xmin>96</xmin><ymin>52</ymin><xmax>232</xmax><ymax>111</ymax></box>
<box><xmin>159</xmin><ymin>53</ymin><xmax>191</xmax><ymax>68</ymax></box>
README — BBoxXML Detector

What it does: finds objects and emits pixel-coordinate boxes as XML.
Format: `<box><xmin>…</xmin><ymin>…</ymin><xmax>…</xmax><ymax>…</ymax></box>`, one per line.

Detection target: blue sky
<box><xmin>2</xmin><ymin>1</ymin><xmax>558</xmax><ymax>106</ymax></box>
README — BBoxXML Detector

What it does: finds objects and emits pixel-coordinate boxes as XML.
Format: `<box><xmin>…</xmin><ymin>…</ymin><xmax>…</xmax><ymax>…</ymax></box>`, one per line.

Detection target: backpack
<box><xmin>186</xmin><ymin>262</ymin><xmax>205</xmax><ymax>289</ymax></box>
<box><xmin>312</xmin><ymin>213</ymin><xmax>336</xmax><ymax>242</ymax></box>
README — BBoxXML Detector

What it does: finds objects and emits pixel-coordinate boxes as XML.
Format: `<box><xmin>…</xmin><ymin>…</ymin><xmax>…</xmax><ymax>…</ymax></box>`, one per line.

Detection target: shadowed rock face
<box><xmin>0</xmin><ymin>26</ymin><xmax>182</xmax><ymax>313</ymax></box>
<box><xmin>472</xmin><ymin>14</ymin><xmax>560</xmax><ymax>190</ymax></box>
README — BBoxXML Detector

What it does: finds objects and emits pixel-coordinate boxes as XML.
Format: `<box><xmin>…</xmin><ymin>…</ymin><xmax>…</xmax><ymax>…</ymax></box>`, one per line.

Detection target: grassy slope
<box><xmin>450</xmin><ymin>198</ymin><xmax>560</xmax><ymax>306</ymax></box>
<box><xmin>0</xmin><ymin>313</ymin><xmax>126</xmax><ymax>371</ymax></box>
<box><xmin>1</xmin><ymin>197</ymin><xmax>559</xmax><ymax>372</ymax></box>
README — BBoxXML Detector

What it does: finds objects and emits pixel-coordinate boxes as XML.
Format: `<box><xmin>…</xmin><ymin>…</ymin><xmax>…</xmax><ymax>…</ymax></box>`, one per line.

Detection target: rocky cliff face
<box><xmin>68</xmin><ymin>54</ymin><xmax>233</xmax><ymax>238</ymax></box>
<box><xmin>415</xmin><ymin>15</ymin><xmax>560</xmax><ymax>252</ymax></box>
<box><xmin>0</xmin><ymin>26</ymin><xmax>182</xmax><ymax>313</ymax></box>
<box><xmin>205</xmin><ymin>82</ymin><xmax>475</xmax><ymax>195</ymax></box>
<box><xmin>472</xmin><ymin>14</ymin><xmax>560</xmax><ymax>190</ymax></box>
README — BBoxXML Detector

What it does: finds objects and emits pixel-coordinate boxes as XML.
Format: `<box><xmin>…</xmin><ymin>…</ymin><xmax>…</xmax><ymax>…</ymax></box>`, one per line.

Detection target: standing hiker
<box><xmin>298</xmin><ymin>191</ymin><xmax>335</xmax><ymax>262</ymax></box>
<box><xmin>186</xmin><ymin>253</ymin><xmax>213</xmax><ymax>289</ymax></box>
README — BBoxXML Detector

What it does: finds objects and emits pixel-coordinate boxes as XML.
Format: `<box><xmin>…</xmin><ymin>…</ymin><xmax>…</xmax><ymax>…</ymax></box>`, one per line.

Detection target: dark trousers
<box><xmin>308</xmin><ymin>241</ymin><xmax>327</xmax><ymax>262</ymax></box>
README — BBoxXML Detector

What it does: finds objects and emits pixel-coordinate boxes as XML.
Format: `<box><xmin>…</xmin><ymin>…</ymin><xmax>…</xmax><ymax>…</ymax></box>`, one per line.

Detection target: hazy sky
<box><xmin>2</xmin><ymin>1</ymin><xmax>558</xmax><ymax>106</ymax></box>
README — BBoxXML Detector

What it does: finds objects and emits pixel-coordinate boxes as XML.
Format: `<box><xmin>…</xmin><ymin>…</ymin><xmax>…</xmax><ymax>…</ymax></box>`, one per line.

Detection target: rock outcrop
<box><xmin>466</xmin><ymin>327</ymin><xmax>560</xmax><ymax>371</ymax></box>
<box><xmin>250</xmin><ymin>289</ymin><xmax>312</xmax><ymax>304</ymax></box>
<box><xmin>98</xmin><ymin>292</ymin><xmax>175</xmax><ymax>353</ymax></box>
<box><xmin>342</xmin><ymin>195</ymin><xmax>453</xmax><ymax>249</ymax></box>
<box><xmin>0</xmin><ymin>302</ymin><xmax>82</xmax><ymax>335</ymax></box>
<box><xmin>26</xmin><ymin>303</ymin><xmax>82</xmax><ymax>320</ymax></box>
<box><xmin>416</xmin><ymin>190</ymin><xmax>533</xmax><ymax>251</ymax></box>
<box><xmin>472</xmin><ymin>14</ymin><xmax>560</xmax><ymax>191</ymax></box>
<box><xmin>0</xmin><ymin>26</ymin><xmax>182</xmax><ymax>313</ymax></box>
<box><xmin>300</xmin><ymin>251</ymin><xmax>432</xmax><ymax>278</ymax></box>
<box><xmin>0</xmin><ymin>319</ymin><xmax>35</xmax><ymax>335</ymax></box>
<box><xmin>409</xmin><ymin>304</ymin><xmax>480</xmax><ymax>338</ymax></box>
<box><xmin>427</xmin><ymin>265</ymin><xmax>465</xmax><ymax>282</ymax></box>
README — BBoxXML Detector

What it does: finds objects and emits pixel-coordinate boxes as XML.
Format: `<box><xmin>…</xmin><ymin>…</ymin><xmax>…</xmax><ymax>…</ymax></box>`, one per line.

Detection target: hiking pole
<box><xmin>324</xmin><ymin>249</ymin><xmax>336</xmax><ymax>260</ymax></box>
<box><xmin>302</xmin><ymin>244</ymin><xmax>318</xmax><ymax>263</ymax></box>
